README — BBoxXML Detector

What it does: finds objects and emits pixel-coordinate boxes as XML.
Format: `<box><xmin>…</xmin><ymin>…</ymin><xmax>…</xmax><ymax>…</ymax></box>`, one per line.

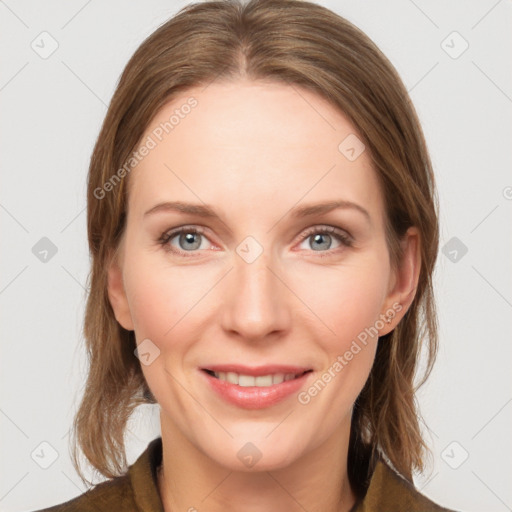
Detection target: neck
<box><xmin>157</xmin><ymin>414</ymin><xmax>357</xmax><ymax>512</ymax></box>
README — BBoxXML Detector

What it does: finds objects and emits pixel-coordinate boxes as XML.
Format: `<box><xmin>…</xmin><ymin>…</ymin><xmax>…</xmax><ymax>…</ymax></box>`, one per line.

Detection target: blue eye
<box><xmin>158</xmin><ymin>225</ymin><xmax>353</xmax><ymax>258</ymax></box>
<box><xmin>174</xmin><ymin>231</ymin><xmax>203</xmax><ymax>251</ymax></box>
<box><xmin>307</xmin><ymin>233</ymin><xmax>335</xmax><ymax>251</ymax></box>
<box><xmin>298</xmin><ymin>226</ymin><xmax>353</xmax><ymax>255</ymax></box>
<box><xmin>159</xmin><ymin>226</ymin><xmax>210</xmax><ymax>256</ymax></box>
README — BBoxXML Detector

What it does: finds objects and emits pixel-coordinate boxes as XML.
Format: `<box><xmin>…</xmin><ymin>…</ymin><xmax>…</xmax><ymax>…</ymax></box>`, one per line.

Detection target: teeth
<box><xmin>255</xmin><ymin>375</ymin><xmax>273</xmax><ymax>387</ymax></box>
<box><xmin>212</xmin><ymin>372</ymin><xmax>299</xmax><ymax>387</ymax></box>
<box><xmin>272</xmin><ymin>373</ymin><xmax>285</xmax><ymax>384</ymax></box>
<box><xmin>226</xmin><ymin>372</ymin><xmax>238</xmax><ymax>384</ymax></box>
<box><xmin>239</xmin><ymin>375</ymin><xmax>255</xmax><ymax>387</ymax></box>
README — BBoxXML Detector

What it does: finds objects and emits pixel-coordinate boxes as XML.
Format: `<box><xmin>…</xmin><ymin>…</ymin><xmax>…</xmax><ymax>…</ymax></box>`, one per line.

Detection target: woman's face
<box><xmin>108</xmin><ymin>79</ymin><xmax>417</xmax><ymax>471</ymax></box>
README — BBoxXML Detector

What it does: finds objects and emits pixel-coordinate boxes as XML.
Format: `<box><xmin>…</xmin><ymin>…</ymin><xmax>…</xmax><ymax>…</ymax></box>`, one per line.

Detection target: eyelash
<box><xmin>157</xmin><ymin>225</ymin><xmax>353</xmax><ymax>258</ymax></box>
<box><xmin>157</xmin><ymin>226</ymin><xmax>208</xmax><ymax>258</ymax></box>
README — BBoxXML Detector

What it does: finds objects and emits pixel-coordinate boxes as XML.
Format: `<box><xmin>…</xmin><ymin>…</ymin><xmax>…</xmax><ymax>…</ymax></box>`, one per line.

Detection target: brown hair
<box><xmin>72</xmin><ymin>0</ymin><xmax>439</xmax><ymax>495</ymax></box>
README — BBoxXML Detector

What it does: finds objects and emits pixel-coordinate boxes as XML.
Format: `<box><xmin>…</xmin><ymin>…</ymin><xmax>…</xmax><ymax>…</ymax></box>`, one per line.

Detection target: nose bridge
<box><xmin>220</xmin><ymin>241</ymin><xmax>290</xmax><ymax>340</ymax></box>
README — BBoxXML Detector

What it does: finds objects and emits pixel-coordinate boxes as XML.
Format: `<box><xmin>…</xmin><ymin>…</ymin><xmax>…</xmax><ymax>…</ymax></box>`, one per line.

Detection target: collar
<box><xmin>128</xmin><ymin>437</ymin><xmax>451</xmax><ymax>512</ymax></box>
<box><xmin>129</xmin><ymin>437</ymin><xmax>165</xmax><ymax>512</ymax></box>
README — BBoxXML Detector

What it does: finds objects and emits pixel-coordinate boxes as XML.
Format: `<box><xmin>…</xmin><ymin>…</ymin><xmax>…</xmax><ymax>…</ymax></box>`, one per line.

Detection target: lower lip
<box><xmin>202</xmin><ymin>371</ymin><xmax>311</xmax><ymax>410</ymax></box>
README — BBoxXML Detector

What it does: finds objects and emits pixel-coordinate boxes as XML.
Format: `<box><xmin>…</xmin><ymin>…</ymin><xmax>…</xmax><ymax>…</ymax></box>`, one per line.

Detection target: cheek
<box><xmin>122</xmin><ymin>250</ymin><xmax>224</xmax><ymax>363</ymax></box>
<box><xmin>288</xmin><ymin>253</ymin><xmax>390</xmax><ymax>345</ymax></box>
<box><xmin>124</xmin><ymin>271</ymin><xmax>175</xmax><ymax>338</ymax></box>
<box><xmin>121</xmin><ymin>252</ymin><xmax>219</xmax><ymax>397</ymax></box>
<box><xmin>290</xmin><ymin>257</ymin><xmax>389</xmax><ymax>422</ymax></box>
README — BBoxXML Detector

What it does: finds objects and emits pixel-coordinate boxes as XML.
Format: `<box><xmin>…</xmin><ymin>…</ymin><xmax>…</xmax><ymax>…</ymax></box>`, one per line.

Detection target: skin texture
<box><xmin>107</xmin><ymin>79</ymin><xmax>421</xmax><ymax>512</ymax></box>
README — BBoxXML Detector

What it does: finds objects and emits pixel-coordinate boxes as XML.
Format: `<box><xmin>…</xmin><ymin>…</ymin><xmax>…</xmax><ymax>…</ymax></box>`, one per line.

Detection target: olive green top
<box><xmin>33</xmin><ymin>437</ymin><xmax>456</xmax><ymax>512</ymax></box>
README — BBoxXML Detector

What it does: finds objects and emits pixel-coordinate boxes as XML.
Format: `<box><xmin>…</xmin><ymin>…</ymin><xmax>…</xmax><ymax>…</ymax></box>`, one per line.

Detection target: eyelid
<box><xmin>158</xmin><ymin>225</ymin><xmax>216</xmax><ymax>257</ymax></box>
<box><xmin>296</xmin><ymin>224</ymin><xmax>352</xmax><ymax>244</ymax></box>
<box><xmin>293</xmin><ymin>224</ymin><xmax>353</xmax><ymax>257</ymax></box>
<box><xmin>159</xmin><ymin>225</ymin><xmax>204</xmax><ymax>243</ymax></box>
<box><xmin>159</xmin><ymin>223</ymin><xmax>353</xmax><ymax>257</ymax></box>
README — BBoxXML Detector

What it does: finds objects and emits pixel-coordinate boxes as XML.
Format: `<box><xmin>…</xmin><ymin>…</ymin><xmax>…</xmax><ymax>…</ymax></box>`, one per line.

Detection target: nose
<box><xmin>220</xmin><ymin>249</ymin><xmax>292</xmax><ymax>342</ymax></box>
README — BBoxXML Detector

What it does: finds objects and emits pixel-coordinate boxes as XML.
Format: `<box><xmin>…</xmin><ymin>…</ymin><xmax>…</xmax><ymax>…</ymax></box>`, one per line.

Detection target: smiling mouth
<box><xmin>202</xmin><ymin>369</ymin><xmax>312</xmax><ymax>387</ymax></box>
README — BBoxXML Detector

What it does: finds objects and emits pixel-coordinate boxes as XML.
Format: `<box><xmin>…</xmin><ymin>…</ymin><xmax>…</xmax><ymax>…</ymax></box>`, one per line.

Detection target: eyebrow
<box><xmin>144</xmin><ymin>199</ymin><xmax>371</xmax><ymax>223</ymax></box>
<box><xmin>293</xmin><ymin>200</ymin><xmax>370</xmax><ymax>223</ymax></box>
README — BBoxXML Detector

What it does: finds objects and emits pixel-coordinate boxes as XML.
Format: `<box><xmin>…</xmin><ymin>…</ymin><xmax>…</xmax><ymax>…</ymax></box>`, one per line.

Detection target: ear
<box><xmin>378</xmin><ymin>227</ymin><xmax>421</xmax><ymax>336</ymax></box>
<box><xmin>107</xmin><ymin>248</ymin><xmax>135</xmax><ymax>331</ymax></box>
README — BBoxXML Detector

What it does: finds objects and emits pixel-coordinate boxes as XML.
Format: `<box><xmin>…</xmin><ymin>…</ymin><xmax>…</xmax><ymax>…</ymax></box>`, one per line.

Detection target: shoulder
<box><xmin>30</xmin><ymin>437</ymin><xmax>164</xmax><ymax>512</ymax></box>
<box><xmin>357</xmin><ymin>459</ymin><xmax>458</xmax><ymax>512</ymax></box>
<box><xmin>30</xmin><ymin>474</ymin><xmax>135</xmax><ymax>512</ymax></box>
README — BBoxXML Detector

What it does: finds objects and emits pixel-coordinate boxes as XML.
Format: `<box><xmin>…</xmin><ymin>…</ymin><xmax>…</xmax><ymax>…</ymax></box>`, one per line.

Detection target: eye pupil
<box><xmin>311</xmin><ymin>233</ymin><xmax>331</xmax><ymax>251</ymax></box>
<box><xmin>180</xmin><ymin>232</ymin><xmax>201</xmax><ymax>251</ymax></box>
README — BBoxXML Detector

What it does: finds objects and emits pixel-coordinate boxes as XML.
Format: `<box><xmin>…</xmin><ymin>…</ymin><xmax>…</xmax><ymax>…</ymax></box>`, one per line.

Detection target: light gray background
<box><xmin>1</xmin><ymin>1</ymin><xmax>511</xmax><ymax>511</ymax></box>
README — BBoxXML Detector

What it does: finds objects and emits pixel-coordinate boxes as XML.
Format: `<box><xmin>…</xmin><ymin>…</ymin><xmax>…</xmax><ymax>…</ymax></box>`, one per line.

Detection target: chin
<box><xmin>199</xmin><ymin>428</ymin><xmax>310</xmax><ymax>473</ymax></box>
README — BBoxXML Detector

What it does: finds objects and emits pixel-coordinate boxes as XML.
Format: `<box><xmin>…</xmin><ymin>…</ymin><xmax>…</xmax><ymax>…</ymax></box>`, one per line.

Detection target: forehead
<box><xmin>127</xmin><ymin>79</ymin><xmax>384</xmax><ymax>222</ymax></box>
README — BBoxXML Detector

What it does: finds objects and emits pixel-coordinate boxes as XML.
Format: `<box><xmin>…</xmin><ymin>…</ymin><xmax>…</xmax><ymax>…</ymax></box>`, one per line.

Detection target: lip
<box><xmin>203</xmin><ymin>364</ymin><xmax>311</xmax><ymax>376</ymax></box>
<box><xmin>200</xmin><ymin>365</ymin><xmax>313</xmax><ymax>410</ymax></box>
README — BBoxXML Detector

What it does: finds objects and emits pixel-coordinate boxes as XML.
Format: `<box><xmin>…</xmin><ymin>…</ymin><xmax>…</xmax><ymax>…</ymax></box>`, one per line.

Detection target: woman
<box><xmin>35</xmin><ymin>0</ymin><xmax>456</xmax><ymax>510</ymax></box>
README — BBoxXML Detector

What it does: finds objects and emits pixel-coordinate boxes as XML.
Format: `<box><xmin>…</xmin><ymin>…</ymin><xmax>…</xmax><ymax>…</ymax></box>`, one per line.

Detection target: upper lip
<box><xmin>202</xmin><ymin>364</ymin><xmax>312</xmax><ymax>376</ymax></box>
